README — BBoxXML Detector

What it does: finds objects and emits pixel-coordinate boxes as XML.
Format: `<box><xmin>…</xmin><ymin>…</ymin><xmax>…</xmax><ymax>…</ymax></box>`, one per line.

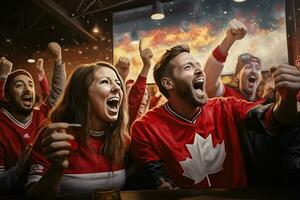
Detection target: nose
<box><xmin>194</xmin><ymin>66</ymin><xmax>203</xmax><ymax>76</ymax></box>
<box><xmin>24</xmin><ymin>83</ymin><xmax>33</xmax><ymax>92</ymax></box>
<box><xmin>111</xmin><ymin>82</ymin><xmax>121</xmax><ymax>93</ymax></box>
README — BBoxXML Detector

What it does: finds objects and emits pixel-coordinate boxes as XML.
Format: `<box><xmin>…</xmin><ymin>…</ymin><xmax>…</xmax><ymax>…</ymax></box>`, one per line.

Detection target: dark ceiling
<box><xmin>0</xmin><ymin>0</ymin><xmax>159</xmax><ymax>56</ymax></box>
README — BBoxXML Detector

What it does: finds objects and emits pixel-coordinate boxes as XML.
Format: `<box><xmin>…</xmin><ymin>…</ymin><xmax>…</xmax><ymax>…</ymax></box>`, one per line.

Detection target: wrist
<box><xmin>55</xmin><ymin>57</ymin><xmax>63</xmax><ymax>65</ymax></box>
<box><xmin>212</xmin><ymin>46</ymin><xmax>227</xmax><ymax>63</ymax></box>
<box><xmin>0</xmin><ymin>74</ymin><xmax>8</xmax><ymax>80</ymax></box>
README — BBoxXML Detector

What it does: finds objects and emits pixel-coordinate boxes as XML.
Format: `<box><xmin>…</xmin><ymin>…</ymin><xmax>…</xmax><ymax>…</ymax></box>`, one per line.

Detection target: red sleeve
<box><xmin>128</xmin><ymin>75</ymin><xmax>146</xmax><ymax>125</ymax></box>
<box><xmin>223</xmin><ymin>85</ymin><xmax>244</xmax><ymax>100</ymax></box>
<box><xmin>28</xmin><ymin>127</ymin><xmax>49</xmax><ymax>178</ymax></box>
<box><xmin>228</xmin><ymin>97</ymin><xmax>282</xmax><ymax>135</ymax></box>
<box><xmin>149</xmin><ymin>95</ymin><xmax>161</xmax><ymax>109</ymax></box>
<box><xmin>0</xmin><ymin>79</ymin><xmax>5</xmax><ymax>101</ymax></box>
<box><xmin>225</xmin><ymin>97</ymin><xmax>260</xmax><ymax>121</ymax></box>
<box><xmin>131</xmin><ymin>120</ymin><xmax>160</xmax><ymax>167</ymax></box>
<box><xmin>38</xmin><ymin>75</ymin><xmax>50</xmax><ymax>100</ymax></box>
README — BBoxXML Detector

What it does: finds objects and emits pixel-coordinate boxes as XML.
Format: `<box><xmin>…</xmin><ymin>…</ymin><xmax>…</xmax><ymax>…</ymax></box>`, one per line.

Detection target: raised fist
<box><xmin>48</xmin><ymin>42</ymin><xmax>62</xmax><ymax>60</ymax></box>
<box><xmin>36</xmin><ymin>58</ymin><xmax>45</xmax><ymax>75</ymax></box>
<box><xmin>139</xmin><ymin>38</ymin><xmax>153</xmax><ymax>68</ymax></box>
<box><xmin>115</xmin><ymin>56</ymin><xmax>131</xmax><ymax>81</ymax></box>
<box><xmin>0</xmin><ymin>57</ymin><xmax>13</xmax><ymax>77</ymax></box>
<box><xmin>226</xmin><ymin>19</ymin><xmax>247</xmax><ymax>41</ymax></box>
<box><xmin>270</xmin><ymin>64</ymin><xmax>300</xmax><ymax>99</ymax></box>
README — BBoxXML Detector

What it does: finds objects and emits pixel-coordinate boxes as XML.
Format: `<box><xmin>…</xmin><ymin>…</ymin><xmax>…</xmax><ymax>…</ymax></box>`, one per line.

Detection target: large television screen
<box><xmin>113</xmin><ymin>0</ymin><xmax>287</xmax><ymax>83</ymax></box>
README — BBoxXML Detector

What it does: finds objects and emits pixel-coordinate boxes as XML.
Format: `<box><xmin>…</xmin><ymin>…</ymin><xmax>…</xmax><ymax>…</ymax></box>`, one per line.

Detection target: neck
<box><xmin>10</xmin><ymin>108</ymin><xmax>31</xmax><ymax>123</ymax></box>
<box><xmin>90</xmin><ymin>115</ymin><xmax>108</xmax><ymax>132</ymax></box>
<box><xmin>240</xmin><ymin>90</ymin><xmax>256</xmax><ymax>102</ymax></box>
<box><xmin>167</xmin><ymin>97</ymin><xmax>201</xmax><ymax>120</ymax></box>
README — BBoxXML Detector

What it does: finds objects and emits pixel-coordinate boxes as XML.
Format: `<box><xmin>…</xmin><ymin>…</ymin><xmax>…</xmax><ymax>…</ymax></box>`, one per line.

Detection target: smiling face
<box><xmin>88</xmin><ymin>67</ymin><xmax>123</xmax><ymax>126</ymax></box>
<box><xmin>169</xmin><ymin>52</ymin><xmax>207</xmax><ymax>106</ymax></box>
<box><xmin>7</xmin><ymin>74</ymin><xmax>35</xmax><ymax>116</ymax></box>
<box><xmin>237</xmin><ymin>61</ymin><xmax>262</xmax><ymax>96</ymax></box>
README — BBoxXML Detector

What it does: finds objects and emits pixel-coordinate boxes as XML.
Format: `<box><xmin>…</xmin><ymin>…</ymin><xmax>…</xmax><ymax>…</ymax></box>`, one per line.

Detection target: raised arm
<box><xmin>47</xmin><ymin>42</ymin><xmax>66</xmax><ymax>107</ymax></box>
<box><xmin>128</xmin><ymin>38</ymin><xmax>153</xmax><ymax>124</ymax></box>
<box><xmin>271</xmin><ymin>64</ymin><xmax>300</xmax><ymax>125</ymax></box>
<box><xmin>204</xmin><ymin>19</ymin><xmax>247</xmax><ymax>97</ymax></box>
<box><xmin>0</xmin><ymin>57</ymin><xmax>13</xmax><ymax>100</ymax></box>
<box><xmin>115</xmin><ymin>56</ymin><xmax>131</xmax><ymax>82</ymax></box>
<box><xmin>36</xmin><ymin>58</ymin><xmax>50</xmax><ymax>100</ymax></box>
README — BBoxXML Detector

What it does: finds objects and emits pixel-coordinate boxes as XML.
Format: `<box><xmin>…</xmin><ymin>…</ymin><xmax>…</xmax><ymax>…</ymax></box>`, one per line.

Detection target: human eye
<box><xmin>28</xmin><ymin>82</ymin><xmax>34</xmax><ymax>88</ymax></box>
<box><xmin>15</xmin><ymin>82</ymin><xmax>23</xmax><ymax>88</ymax></box>
<box><xmin>184</xmin><ymin>65</ymin><xmax>191</xmax><ymax>70</ymax></box>
<box><xmin>100</xmin><ymin>79</ymin><xmax>109</xmax><ymax>84</ymax></box>
<box><xmin>115</xmin><ymin>80</ymin><xmax>121</xmax><ymax>86</ymax></box>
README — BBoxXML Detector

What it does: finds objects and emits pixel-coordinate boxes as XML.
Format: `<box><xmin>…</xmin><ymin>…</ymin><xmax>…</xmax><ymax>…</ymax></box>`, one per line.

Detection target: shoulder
<box><xmin>133</xmin><ymin>106</ymin><xmax>165</xmax><ymax>125</ymax></box>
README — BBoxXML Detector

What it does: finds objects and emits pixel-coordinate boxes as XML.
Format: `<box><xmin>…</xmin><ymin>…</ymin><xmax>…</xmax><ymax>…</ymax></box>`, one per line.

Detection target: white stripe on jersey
<box><xmin>0</xmin><ymin>165</ymin><xmax>5</xmax><ymax>175</ymax></box>
<box><xmin>1</xmin><ymin>108</ymin><xmax>33</xmax><ymax>129</ymax></box>
<box><xmin>26</xmin><ymin>169</ymin><xmax>126</xmax><ymax>194</ymax></box>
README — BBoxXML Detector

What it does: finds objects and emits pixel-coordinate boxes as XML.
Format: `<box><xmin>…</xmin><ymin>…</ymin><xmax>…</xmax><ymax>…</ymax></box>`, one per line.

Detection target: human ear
<box><xmin>161</xmin><ymin>77</ymin><xmax>174</xmax><ymax>90</ymax></box>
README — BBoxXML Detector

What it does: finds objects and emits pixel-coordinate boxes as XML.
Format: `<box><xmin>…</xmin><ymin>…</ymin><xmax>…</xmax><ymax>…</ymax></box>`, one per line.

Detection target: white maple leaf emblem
<box><xmin>179</xmin><ymin>133</ymin><xmax>226</xmax><ymax>186</ymax></box>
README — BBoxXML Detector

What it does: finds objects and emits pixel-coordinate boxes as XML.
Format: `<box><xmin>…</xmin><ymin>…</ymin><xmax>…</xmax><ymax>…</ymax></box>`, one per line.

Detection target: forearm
<box><xmin>139</xmin><ymin>63</ymin><xmax>151</xmax><ymax>78</ymax></box>
<box><xmin>142</xmin><ymin>160</ymin><xmax>176</xmax><ymax>189</ymax></box>
<box><xmin>38</xmin><ymin>75</ymin><xmax>50</xmax><ymax>100</ymax></box>
<box><xmin>27</xmin><ymin>165</ymin><xmax>64</xmax><ymax>195</ymax></box>
<box><xmin>273</xmin><ymin>95</ymin><xmax>297</xmax><ymax>125</ymax></box>
<box><xmin>47</xmin><ymin>60</ymin><xmax>66</xmax><ymax>107</ymax></box>
<box><xmin>203</xmin><ymin>55</ymin><xmax>224</xmax><ymax>97</ymax></box>
<box><xmin>0</xmin><ymin>79</ymin><xmax>5</xmax><ymax>100</ymax></box>
<box><xmin>128</xmin><ymin>76</ymin><xmax>146</xmax><ymax>123</ymax></box>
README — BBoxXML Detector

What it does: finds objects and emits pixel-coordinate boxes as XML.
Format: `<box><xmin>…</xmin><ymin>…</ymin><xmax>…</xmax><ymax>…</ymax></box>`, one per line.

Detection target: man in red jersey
<box><xmin>204</xmin><ymin>19</ymin><xmax>264</xmax><ymax>103</ymax></box>
<box><xmin>0</xmin><ymin>42</ymin><xmax>66</xmax><ymax>195</ymax></box>
<box><xmin>131</xmin><ymin>44</ymin><xmax>300</xmax><ymax>189</ymax></box>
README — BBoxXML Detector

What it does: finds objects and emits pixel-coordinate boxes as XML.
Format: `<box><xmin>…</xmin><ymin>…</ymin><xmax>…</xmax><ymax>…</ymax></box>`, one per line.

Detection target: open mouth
<box><xmin>193</xmin><ymin>77</ymin><xmax>204</xmax><ymax>91</ymax></box>
<box><xmin>248</xmin><ymin>76</ymin><xmax>257</xmax><ymax>84</ymax></box>
<box><xmin>106</xmin><ymin>97</ymin><xmax>120</xmax><ymax>112</ymax></box>
<box><xmin>21</xmin><ymin>95</ymin><xmax>33</xmax><ymax>106</ymax></box>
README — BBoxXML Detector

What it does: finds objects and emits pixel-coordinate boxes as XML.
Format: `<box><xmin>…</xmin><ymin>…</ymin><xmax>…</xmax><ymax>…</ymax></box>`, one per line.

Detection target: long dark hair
<box><xmin>49</xmin><ymin>62</ymin><xmax>129</xmax><ymax>165</ymax></box>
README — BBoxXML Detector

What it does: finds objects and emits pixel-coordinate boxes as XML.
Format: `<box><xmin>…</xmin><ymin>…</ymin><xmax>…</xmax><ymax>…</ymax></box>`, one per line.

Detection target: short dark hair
<box><xmin>153</xmin><ymin>44</ymin><xmax>190</xmax><ymax>97</ymax></box>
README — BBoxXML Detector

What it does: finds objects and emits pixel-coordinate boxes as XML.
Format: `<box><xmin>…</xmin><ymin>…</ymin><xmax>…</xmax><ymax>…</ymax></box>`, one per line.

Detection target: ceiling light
<box><xmin>92</xmin><ymin>23</ymin><xmax>102</xmax><ymax>34</ymax></box>
<box><xmin>27</xmin><ymin>58</ymin><xmax>36</xmax><ymax>63</ymax></box>
<box><xmin>233</xmin><ymin>0</ymin><xmax>246</xmax><ymax>2</ymax></box>
<box><xmin>151</xmin><ymin>0</ymin><xmax>165</xmax><ymax>20</ymax></box>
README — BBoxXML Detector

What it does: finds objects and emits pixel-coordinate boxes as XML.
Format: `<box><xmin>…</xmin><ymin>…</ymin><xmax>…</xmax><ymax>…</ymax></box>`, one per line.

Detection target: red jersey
<box><xmin>223</xmin><ymin>85</ymin><xmax>264</xmax><ymax>103</ymax></box>
<box><xmin>0</xmin><ymin>104</ymin><xmax>48</xmax><ymax>172</ymax></box>
<box><xmin>27</xmin><ymin>130</ymin><xmax>126</xmax><ymax>194</ymax></box>
<box><xmin>131</xmin><ymin>97</ymin><xmax>274</xmax><ymax>188</ymax></box>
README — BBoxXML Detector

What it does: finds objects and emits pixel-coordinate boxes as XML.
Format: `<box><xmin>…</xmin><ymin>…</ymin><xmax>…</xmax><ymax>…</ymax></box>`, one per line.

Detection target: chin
<box><xmin>104</xmin><ymin>115</ymin><xmax>119</xmax><ymax>123</ymax></box>
<box><xmin>19</xmin><ymin>108</ymin><xmax>33</xmax><ymax>116</ymax></box>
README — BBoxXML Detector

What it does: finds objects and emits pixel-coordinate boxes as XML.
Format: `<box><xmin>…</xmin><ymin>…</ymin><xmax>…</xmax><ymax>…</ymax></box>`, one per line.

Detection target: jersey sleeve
<box><xmin>26</xmin><ymin>129</ymin><xmax>49</xmax><ymax>188</ymax></box>
<box><xmin>38</xmin><ymin>74</ymin><xmax>50</xmax><ymax>100</ymax></box>
<box><xmin>229</xmin><ymin>97</ymin><xmax>291</xmax><ymax>136</ymax></box>
<box><xmin>128</xmin><ymin>75</ymin><xmax>147</xmax><ymax>125</ymax></box>
<box><xmin>130</xmin><ymin>120</ymin><xmax>160</xmax><ymax>167</ymax></box>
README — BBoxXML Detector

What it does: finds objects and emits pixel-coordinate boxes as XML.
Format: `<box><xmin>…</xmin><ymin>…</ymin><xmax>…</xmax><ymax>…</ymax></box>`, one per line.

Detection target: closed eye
<box><xmin>100</xmin><ymin>79</ymin><xmax>109</xmax><ymax>84</ymax></box>
<box><xmin>184</xmin><ymin>65</ymin><xmax>191</xmax><ymax>70</ymax></box>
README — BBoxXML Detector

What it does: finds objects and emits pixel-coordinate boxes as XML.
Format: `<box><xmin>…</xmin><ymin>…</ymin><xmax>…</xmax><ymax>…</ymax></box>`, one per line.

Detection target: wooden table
<box><xmin>1</xmin><ymin>188</ymin><xmax>299</xmax><ymax>200</ymax></box>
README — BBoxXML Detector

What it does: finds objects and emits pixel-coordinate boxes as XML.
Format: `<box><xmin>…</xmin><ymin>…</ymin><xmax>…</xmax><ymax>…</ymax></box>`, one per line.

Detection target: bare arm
<box><xmin>204</xmin><ymin>19</ymin><xmax>247</xmax><ymax>97</ymax></box>
<box><xmin>138</xmin><ymin>38</ymin><xmax>153</xmax><ymax>78</ymax></box>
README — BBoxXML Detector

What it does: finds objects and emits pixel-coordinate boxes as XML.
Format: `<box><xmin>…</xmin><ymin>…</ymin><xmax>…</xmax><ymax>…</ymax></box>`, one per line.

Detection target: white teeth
<box><xmin>196</xmin><ymin>78</ymin><xmax>204</xmax><ymax>83</ymax></box>
<box><xmin>108</xmin><ymin>97</ymin><xmax>119</xmax><ymax>101</ymax></box>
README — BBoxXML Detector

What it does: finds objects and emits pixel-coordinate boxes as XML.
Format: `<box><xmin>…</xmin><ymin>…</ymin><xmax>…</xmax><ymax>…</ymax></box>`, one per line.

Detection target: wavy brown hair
<box><xmin>49</xmin><ymin>62</ymin><xmax>129</xmax><ymax>165</ymax></box>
